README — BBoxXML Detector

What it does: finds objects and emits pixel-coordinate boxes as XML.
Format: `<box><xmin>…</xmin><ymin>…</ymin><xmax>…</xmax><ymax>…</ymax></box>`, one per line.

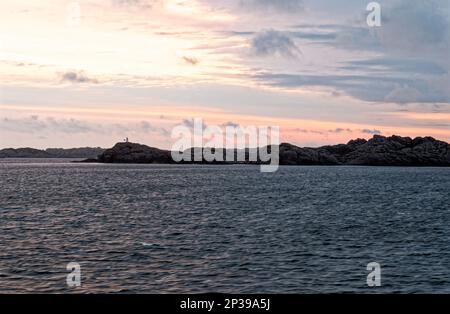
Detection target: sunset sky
<box><xmin>0</xmin><ymin>0</ymin><xmax>449</xmax><ymax>149</ymax></box>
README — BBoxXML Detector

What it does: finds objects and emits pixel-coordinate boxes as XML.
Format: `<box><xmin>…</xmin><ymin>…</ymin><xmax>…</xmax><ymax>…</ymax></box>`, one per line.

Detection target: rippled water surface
<box><xmin>1</xmin><ymin>160</ymin><xmax>450</xmax><ymax>293</ymax></box>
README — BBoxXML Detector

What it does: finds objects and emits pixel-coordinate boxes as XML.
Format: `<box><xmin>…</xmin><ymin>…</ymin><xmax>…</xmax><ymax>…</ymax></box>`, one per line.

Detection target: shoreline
<box><xmin>2</xmin><ymin>134</ymin><xmax>450</xmax><ymax>167</ymax></box>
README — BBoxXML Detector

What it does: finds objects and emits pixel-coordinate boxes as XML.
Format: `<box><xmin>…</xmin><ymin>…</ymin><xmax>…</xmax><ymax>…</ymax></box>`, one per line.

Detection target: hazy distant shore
<box><xmin>0</xmin><ymin>147</ymin><xmax>105</xmax><ymax>159</ymax></box>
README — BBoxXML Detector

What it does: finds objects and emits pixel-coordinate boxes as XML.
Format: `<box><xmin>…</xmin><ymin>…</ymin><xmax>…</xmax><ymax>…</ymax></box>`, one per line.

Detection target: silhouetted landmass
<box><xmin>2</xmin><ymin>135</ymin><xmax>449</xmax><ymax>166</ymax></box>
<box><xmin>0</xmin><ymin>148</ymin><xmax>52</xmax><ymax>158</ymax></box>
<box><xmin>0</xmin><ymin>147</ymin><xmax>105</xmax><ymax>159</ymax></box>
<box><xmin>97</xmin><ymin>142</ymin><xmax>172</xmax><ymax>163</ymax></box>
<box><xmin>280</xmin><ymin>135</ymin><xmax>450</xmax><ymax>166</ymax></box>
<box><xmin>95</xmin><ymin>135</ymin><xmax>450</xmax><ymax>166</ymax></box>
<box><xmin>45</xmin><ymin>148</ymin><xmax>105</xmax><ymax>158</ymax></box>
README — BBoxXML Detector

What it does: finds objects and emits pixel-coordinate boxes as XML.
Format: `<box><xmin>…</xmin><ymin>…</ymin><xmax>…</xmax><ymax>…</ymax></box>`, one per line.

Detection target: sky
<box><xmin>0</xmin><ymin>0</ymin><xmax>449</xmax><ymax>149</ymax></box>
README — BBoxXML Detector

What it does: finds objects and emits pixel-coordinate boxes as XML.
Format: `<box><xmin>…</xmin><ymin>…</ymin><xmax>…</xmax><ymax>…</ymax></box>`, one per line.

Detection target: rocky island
<box><xmin>97</xmin><ymin>142</ymin><xmax>173</xmax><ymax>164</ymax></box>
<box><xmin>93</xmin><ymin>135</ymin><xmax>450</xmax><ymax>167</ymax></box>
<box><xmin>2</xmin><ymin>135</ymin><xmax>449</xmax><ymax>166</ymax></box>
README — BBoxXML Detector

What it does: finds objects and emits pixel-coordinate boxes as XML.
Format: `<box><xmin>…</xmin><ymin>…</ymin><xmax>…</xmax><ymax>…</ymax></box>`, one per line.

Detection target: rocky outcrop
<box><xmin>97</xmin><ymin>142</ymin><xmax>173</xmax><ymax>163</ymax></box>
<box><xmin>279</xmin><ymin>143</ymin><xmax>340</xmax><ymax>165</ymax></box>
<box><xmin>279</xmin><ymin>135</ymin><xmax>450</xmax><ymax>166</ymax></box>
<box><xmin>95</xmin><ymin>135</ymin><xmax>450</xmax><ymax>166</ymax></box>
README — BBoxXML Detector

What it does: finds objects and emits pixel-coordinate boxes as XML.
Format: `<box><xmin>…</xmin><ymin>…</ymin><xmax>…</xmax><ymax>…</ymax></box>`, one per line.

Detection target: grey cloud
<box><xmin>0</xmin><ymin>116</ymin><xmax>169</xmax><ymax>137</ymax></box>
<box><xmin>324</xmin><ymin>0</ymin><xmax>450</xmax><ymax>57</ymax></box>
<box><xmin>111</xmin><ymin>0</ymin><xmax>160</xmax><ymax>8</ymax></box>
<box><xmin>240</xmin><ymin>0</ymin><xmax>304</xmax><ymax>13</ymax></box>
<box><xmin>230</xmin><ymin>29</ymin><xmax>337</xmax><ymax>42</ymax></box>
<box><xmin>328</xmin><ymin>128</ymin><xmax>352</xmax><ymax>133</ymax></box>
<box><xmin>283</xmin><ymin>0</ymin><xmax>449</xmax><ymax>104</ymax></box>
<box><xmin>248</xmin><ymin>4</ymin><xmax>450</xmax><ymax>102</ymax></box>
<box><xmin>378</xmin><ymin>0</ymin><xmax>450</xmax><ymax>55</ymax></box>
<box><xmin>45</xmin><ymin>117</ymin><xmax>96</xmax><ymax>134</ymax></box>
<box><xmin>331</xmin><ymin>25</ymin><xmax>381</xmax><ymax>52</ymax></box>
<box><xmin>2</xmin><ymin>60</ymin><xmax>29</xmax><ymax>67</ymax></box>
<box><xmin>0</xmin><ymin>116</ymin><xmax>95</xmax><ymax>134</ymax></box>
<box><xmin>384</xmin><ymin>85</ymin><xmax>422</xmax><ymax>104</ymax></box>
<box><xmin>221</xmin><ymin>121</ymin><xmax>241</xmax><ymax>128</ymax></box>
<box><xmin>290</xmin><ymin>31</ymin><xmax>337</xmax><ymax>41</ymax></box>
<box><xmin>251</xmin><ymin>30</ymin><xmax>301</xmax><ymax>58</ymax></box>
<box><xmin>1</xmin><ymin>60</ymin><xmax>51</xmax><ymax>68</ymax></box>
<box><xmin>110</xmin><ymin>121</ymin><xmax>170</xmax><ymax>135</ymax></box>
<box><xmin>228</xmin><ymin>31</ymin><xmax>256</xmax><ymax>36</ymax></box>
<box><xmin>296</xmin><ymin>128</ymin><xmax>383</xmax><ymax>136</ymax></box>
<box><xmin>362</xmin><ymin>129</ymin><xmax>382</xmax><ymax>135</ymax></box>
<box><xmin>255</xmin><ymin>71</ymin><xmax>449</xmax><ymax>103</ymax></box>
<box><xmin>337</xmin><ymin>57</ymin><xmax>449</xmax><ymax>103</ymax></box>
<box><xmin>341</xmin><ymin>58</ymin><xmax>447</xmax><ymax>76</ymax></box>
<box><xmin>296</xmin><ymin>128</ymin><xmax>324</xmax><ymax>135</ymax></box>
<box><xmin>182</xmin><ymin>118</ymin><xmax>195</xmax><ymax>129</ymax></box>
<box><xmin>292</xmin><ymin>23</ymin><xmax>342</xmax><ymax>30</ymax></box>
<box><xmin>181</xmin><ymin>118</ymin><xmax>208</xmax><ymax>131</ymax></box>
<box><xmin>60</xmin><ymin>71</ymin><xmax>98</xmax><ymax>84</ymax></box>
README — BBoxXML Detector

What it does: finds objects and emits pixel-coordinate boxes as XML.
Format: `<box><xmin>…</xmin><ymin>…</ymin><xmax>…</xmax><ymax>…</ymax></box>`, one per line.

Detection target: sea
<box><xmin>1</xmin><ymin>159</ymin><xmax>449</xmax><ymax>293</ymax></box>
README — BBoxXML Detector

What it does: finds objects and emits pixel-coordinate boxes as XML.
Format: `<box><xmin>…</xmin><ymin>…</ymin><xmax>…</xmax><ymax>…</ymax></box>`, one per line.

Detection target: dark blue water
<box><xmin>1</xmin><ymin>160</ymin><xmax>449</xmax><ymax>293</ymax></box>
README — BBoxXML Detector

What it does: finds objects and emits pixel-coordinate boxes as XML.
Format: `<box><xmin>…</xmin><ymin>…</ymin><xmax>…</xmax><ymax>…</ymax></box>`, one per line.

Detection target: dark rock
<box><xmin>73</xmin><ymin>135</ymin><xmax>450</xmax><ymax>167</ymax></box>
<box><xmin>279</xmin><ymin>135</ymin><xmax>450</xmax><ymax>166</ymax></box>
<box><xmin>97</xmin><ymin>142</ymin><xmax>173</xmax><ymax>164</ymax></box>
